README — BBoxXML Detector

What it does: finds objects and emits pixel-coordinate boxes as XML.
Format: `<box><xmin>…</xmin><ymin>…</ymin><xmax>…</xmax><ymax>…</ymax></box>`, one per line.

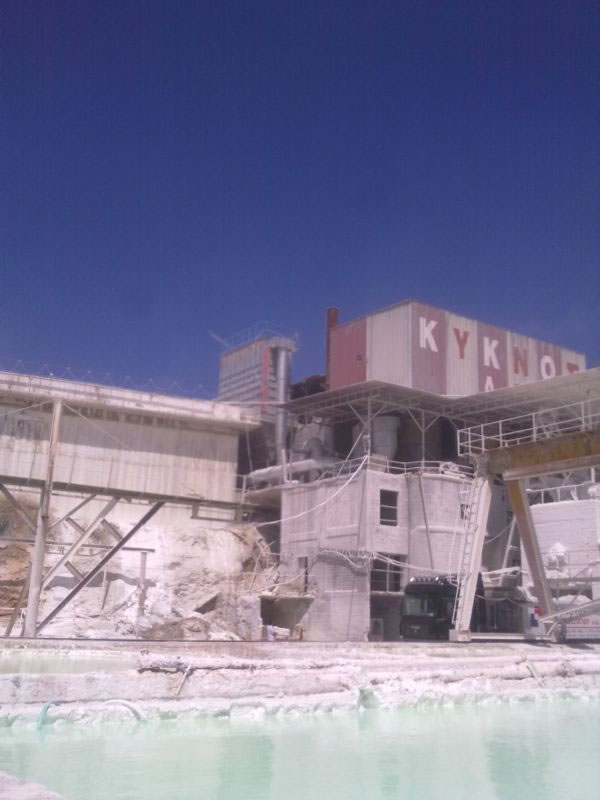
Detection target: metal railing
<box><xmin>527</xmin><ymin>480</ymin><xmax>595</xmax><ymax>504</ymax></box>
<box><xmin>273</xmin><ymin>457</ymin><xmax>472</xmax><ymax>486</ymax></box>
<box><xmin>458</xmin><ymin>397</ymin><xmax>600</xmax><ymax>456</ymax></box>
<box><xmin>242</xmin><ymin>457</ymin><xmax>474</xmax><ymax>492</ymax></box>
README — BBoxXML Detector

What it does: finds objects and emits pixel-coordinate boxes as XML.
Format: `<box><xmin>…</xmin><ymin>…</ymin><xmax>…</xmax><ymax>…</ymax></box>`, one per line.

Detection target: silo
<box><xmin>351</xmin><ymin>414</ymin><xmax>401</xmax><ymax>460</ymax></box>
<box><xmin>407</xmin><ymin>473</ymin><xmax>467</xmax><ymax>578</ymax></box>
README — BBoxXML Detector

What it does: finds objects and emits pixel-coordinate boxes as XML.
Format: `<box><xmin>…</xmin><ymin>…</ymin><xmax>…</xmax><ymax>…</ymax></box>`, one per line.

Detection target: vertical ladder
<box><xmin>450</xmin><ymin>474</ymin><xmax>493</xmax><ymax>640</ymax></box>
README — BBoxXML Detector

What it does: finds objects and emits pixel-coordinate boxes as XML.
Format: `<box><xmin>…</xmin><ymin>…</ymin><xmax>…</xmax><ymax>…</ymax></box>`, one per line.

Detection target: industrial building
<box><xmin>1</xmin><ymin>299</ymin><xmax>598</xmax><ymax>643</ymax></box>
<box><xmin>239</xmin><ymin>301</ymin><xmax>599</xmax><ymax>642</ymax></box>
<box><xmin>0</xmin><ymin>371</ymin><xmax>260</xmax><ymax>639</ymax></box>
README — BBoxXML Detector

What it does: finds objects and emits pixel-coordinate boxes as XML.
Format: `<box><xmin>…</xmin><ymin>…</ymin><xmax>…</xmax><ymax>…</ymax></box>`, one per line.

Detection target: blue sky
<box><xmin>2</xmin><ymin>1</ymin><xmax>599</xmax><ymax>394</ymax></box>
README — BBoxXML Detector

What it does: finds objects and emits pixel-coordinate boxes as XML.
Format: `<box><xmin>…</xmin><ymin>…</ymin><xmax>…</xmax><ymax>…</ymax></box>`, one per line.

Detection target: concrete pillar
<box><xmin>275</xmin><ymin>346</ymin><xmax>290</xmax><ymax>465</ymax></box>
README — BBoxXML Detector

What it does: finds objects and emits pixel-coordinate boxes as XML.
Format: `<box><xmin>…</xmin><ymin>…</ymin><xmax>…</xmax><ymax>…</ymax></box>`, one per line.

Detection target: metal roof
<box><xmin>285</xmin><ymin>367</ymin><xmax>600</xmax><ymax>425</ymax></box>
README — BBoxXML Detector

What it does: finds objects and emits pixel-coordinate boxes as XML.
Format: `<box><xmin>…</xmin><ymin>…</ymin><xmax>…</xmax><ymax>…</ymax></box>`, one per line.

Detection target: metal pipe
<box><xmin>416</xmin><ymin>473</ymin><xmax>435</xmax><ymax>569</ymax></box>
<box><xmin>24</xmin><ymin>399</ymin><xmax>63</xmax><ymax>637</ymax></box>
<box><xmin>248</xmin><ymin>457</ymin><xmax>335</xmax><ymax>483</ymax></box>
<box><xmin>275</xmin><ymin>346</ymin><xmax>289</xmax><ymax>465</ymax></box>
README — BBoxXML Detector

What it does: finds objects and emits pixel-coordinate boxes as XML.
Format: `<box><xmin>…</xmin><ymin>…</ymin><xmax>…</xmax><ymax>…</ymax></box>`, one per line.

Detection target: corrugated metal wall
<box><xmin>328</xmin><ymin>301</ymin><xmax>587</xmax><ymax>396</ymax></box>
<box><xmin>0</xmin><ymin>403</ymin><xmax>239</xmax><ymax>501</ymax></box>
<box><xmin>328</xmin><ymin>318</ymin><xmax>367</xmax><ymax>388</ymax></box>
<box><xmin>366</xmin><ymin>304</ymin><xmax>411</xmax><ymax>386</ymax></box>
<box><xmin>446</xmin><ymin>312</ymin><xmax>479</xmax><ymax>395</ymax></box>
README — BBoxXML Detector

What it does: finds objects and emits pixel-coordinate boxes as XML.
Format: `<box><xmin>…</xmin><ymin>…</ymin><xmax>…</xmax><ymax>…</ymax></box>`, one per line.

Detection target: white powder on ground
<box><xmin>2</xmin><ymin>641</ymin><xmax>600</xmax><ymax>725</ymax></box>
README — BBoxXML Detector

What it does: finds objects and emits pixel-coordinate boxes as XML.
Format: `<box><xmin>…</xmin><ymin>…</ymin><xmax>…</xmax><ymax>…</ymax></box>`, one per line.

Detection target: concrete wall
<box><xmin>280</xmin><ymin>473</ymin><xmax>368</xmax><ymax>563</ymax></box>
<box><xmin>279</xmin><ymin>467</ymin><xmax>513</xmax><ymax>640</ymax></box>
<box><xmin>528</xmin><ymin>499</ymin><xmax>600</xmax><ymax>599</ymax></box>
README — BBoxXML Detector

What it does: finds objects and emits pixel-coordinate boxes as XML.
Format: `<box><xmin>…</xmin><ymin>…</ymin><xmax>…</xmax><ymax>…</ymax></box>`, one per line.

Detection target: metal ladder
<box><xmin>452</xmin><ymin>475</ymin><xmax>486</xmax><ymax>629</ymax></box>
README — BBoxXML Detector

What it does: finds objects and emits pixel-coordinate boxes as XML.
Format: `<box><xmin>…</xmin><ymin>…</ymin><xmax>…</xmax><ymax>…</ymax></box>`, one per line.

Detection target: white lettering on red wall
<box><xmin>411</xmin><ymin>303</ymin><xmax>446</xmax><ymax>394</ymax></box>
<box><xmin>540</xmin><ymin>354</ymin><xmax>557</xmax><ymax>379</ymax></box>
<box><xmin>419</xmin><ymin>317</ymin><xmax>438</xmax><ymax>352</ymax></box>
<box><xmin>483</xmin><ymin>337</ymin><xmax>500</xmax><ymax>370</ymax></box>
<box><xmin>478</xmin><ymin>324</ymin><xmax>508</xmax><ymax>393</ymax></box>
<box><xmin>537</xmin><ymin>342</ymin><xmax>562</xmax><ymax>382</ymax></box>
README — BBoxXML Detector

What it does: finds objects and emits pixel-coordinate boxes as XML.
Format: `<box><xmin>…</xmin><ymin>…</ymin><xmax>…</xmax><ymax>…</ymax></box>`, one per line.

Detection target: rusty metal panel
<box><xmin>560</xmin><ymin>347</ymin><xmax>586</xmax><ymax>375</ymax></box>
<box><xmin>477</xmin><ymin>322</ymin><xmax>508</xmax><ymax>392</ymax></box>
<box><xmin>446</xmin><ymin>313</ymin><xmax>479</xmax><ymax>395</ymax></box>
<box><xmin>328</xmin><ymin>318</ymin><xmax>367</xmax><ymax>389</ymax></box>
<box><xmin>410</xmin><ymin>302</ymin><xmax>447</xmax><ymax>394</ymax></box>
<box><xmin>366</xmin><ymin>304</ymin><xmax>411</xmax><ymax>386</ymax></box>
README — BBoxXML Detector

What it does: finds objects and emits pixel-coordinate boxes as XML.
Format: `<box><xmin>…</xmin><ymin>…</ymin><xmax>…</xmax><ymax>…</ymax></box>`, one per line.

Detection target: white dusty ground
<box><xmin>2</xmin><ymin>640</ymin><xmax>600</xmax><ymax>726</ymax></box>
<box><xmin>1</xmin><ymin>495</ymin><xmax>273</xmax><ymax>642</ymax></box>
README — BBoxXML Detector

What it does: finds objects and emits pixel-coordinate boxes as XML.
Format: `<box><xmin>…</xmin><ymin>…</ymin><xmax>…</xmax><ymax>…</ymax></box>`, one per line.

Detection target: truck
<box><xmin>400</xmin><ymin>575</ymin><xmax>487</xmax><ymax>640</ymax></box>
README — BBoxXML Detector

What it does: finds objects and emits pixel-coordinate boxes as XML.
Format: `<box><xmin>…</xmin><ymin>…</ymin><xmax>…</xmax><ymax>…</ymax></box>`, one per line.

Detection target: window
<box><xmin>379</xmin><ymin>490</ymin><xmax>398</xmax><ymax>526</ymax></box>
<box><xmin>402</xmin><ymin>596</ymin><xmax>437</xmax><ymax>617</ymax></box>
<box><xmin>370</xmin><ymin>554</ymin><xmax>403</xmax><ymax>593</ymax></box>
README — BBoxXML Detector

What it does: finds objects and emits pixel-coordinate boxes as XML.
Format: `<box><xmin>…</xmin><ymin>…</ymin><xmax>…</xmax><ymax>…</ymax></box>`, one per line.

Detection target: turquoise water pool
<box><xmin>1</xmin><ymin>699</ymin><xmax>599</xmax><ymax>799</ymax></box>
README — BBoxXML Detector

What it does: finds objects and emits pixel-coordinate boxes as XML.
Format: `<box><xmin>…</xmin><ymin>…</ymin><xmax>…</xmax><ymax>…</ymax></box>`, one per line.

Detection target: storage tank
<box><xmin>371</xmin><ymin>415</ymin><xmax>401</xmax><ymax>459</ymax></box>
<box><xmin>407</xmin><ymin>473</ymin><xmax>467</xmax><ymax>578</ymax></box>
<box><xmin>292</xmin><ymin>421</ymin><xmax>335</xmax><ymax>460</ymax></box>
<box><xmin>351</xmin><ymin>415</ymin><xmax>401</xmax><ymax>460</ymax></box>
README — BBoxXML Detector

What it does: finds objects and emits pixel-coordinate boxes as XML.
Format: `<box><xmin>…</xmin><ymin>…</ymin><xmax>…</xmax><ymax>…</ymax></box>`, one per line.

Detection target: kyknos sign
<box><xmin>328</xmin><ymin>300</ymin><xmax>586</xmax><ymax>396</ymax></box>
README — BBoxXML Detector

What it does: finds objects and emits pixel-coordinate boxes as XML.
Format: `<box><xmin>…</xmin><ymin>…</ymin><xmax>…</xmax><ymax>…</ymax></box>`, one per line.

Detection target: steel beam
<box><xmin>505</xmin><ymin>479</ymin><xmax>554</xmax><ymax>618</ymax></box>
<box><xmin>0</xmin><ymin>483</ymin><xmax>36</xmax><ymax>535</ymax></box>
<box><xmin>484</xmin><ymin>429</ymin><xmax>600</xmax><ymax>480</ymax></box>
<box><xmin>36</xmin><ymin>501</ymin><xmax>164</xmax><ymax>634</ymax></box>
<box><xmin>42</xmin><ymin>497</ymin><xmax>119</xmax><ymax>588</ymax></box>
<box><xmin>102</xmin><ymin>519</ymin><xmax>123</xmax><ymax>542</ymax></box>
<box><xmin>47</xmin><ymin>494</ymin><xmax>98</xmax><ymax>532</ymax></box>
<box><xmin>4</xmin><ymin>565</ymin><xmax>31</xmax><ymax>637</ymax></box>
<box><xmin>24</xmin><ymin>399</ymin><xmax>63</xmax><ymax>637</ymax></box>
<box><xmin>64</xmin><ymin>562</ymin><xmax>84</xmax><ymax>581</ymax></box>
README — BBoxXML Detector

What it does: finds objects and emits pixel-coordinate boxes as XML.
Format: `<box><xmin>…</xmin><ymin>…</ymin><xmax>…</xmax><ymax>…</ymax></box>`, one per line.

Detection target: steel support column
<box><xmin>24</xmin><ymin>399</ymin><xmax>63</xmax><ymax>637</ymax></box>
<box><xmin>505</xmin><ymin>479</ymin><xmax>554</xmax><ymax>618</ymax></box>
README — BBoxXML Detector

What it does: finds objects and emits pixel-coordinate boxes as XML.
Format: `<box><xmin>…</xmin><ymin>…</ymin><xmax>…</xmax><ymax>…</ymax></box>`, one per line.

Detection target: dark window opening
<box><xmin>379</xmin><ymin>490</ymin><xmax>398</xmax><ymax>526</ymax></box>
<box><xmin>298</xmin><ymin>556</ymin><xmax>309</xmax><ymax>593</ymax></box>
<box><xmin>370</xmin><ymin>554</ymin><xmax>403</xmax><ymax>593</ymax></box>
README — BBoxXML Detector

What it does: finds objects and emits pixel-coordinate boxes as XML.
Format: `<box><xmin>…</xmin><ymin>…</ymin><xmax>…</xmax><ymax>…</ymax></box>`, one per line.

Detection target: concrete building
<box><xmin>243</xmin><ymin>302</ymin><xmax>598</xmax><ymax>642</ymax></box>
<box><xmin>0</xmin><ymin>371</ymin><xmax>260</xmax><ymax>638</ymax></box>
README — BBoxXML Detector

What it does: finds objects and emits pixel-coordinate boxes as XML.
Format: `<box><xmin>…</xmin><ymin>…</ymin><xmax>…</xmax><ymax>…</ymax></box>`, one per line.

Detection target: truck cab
<box><xmin>400</xmin><ymin>575</ymin><xmax>486</xmax><ymax>640</ymax></box>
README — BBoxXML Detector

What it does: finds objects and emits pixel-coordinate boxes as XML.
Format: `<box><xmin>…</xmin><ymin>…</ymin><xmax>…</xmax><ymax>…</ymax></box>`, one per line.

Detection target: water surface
<box><xmin>1</xmin><ymin>699</ymin><xmax>599</xmax><ymax>800</ymax></box>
